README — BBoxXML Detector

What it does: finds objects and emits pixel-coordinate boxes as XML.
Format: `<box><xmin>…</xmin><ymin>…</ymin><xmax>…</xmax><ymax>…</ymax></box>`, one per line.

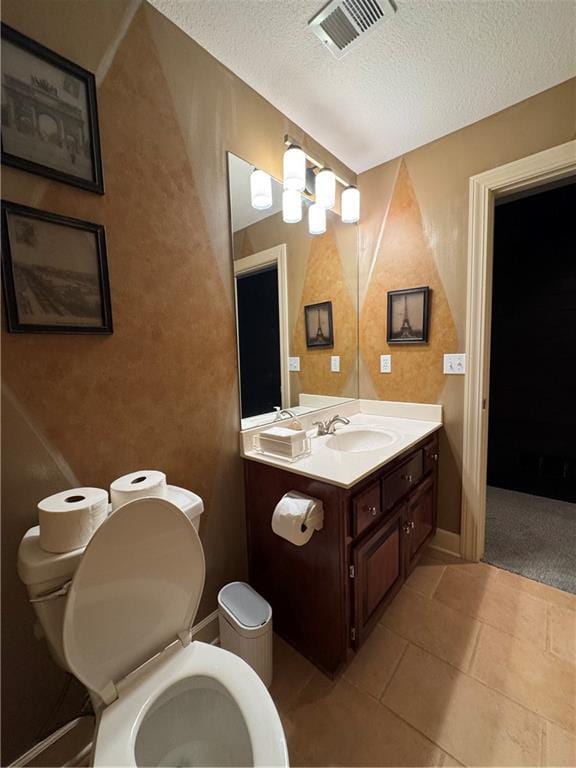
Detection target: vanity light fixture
<box><xmin>308</xmin><ymin>203</ymin><xmax>326</xmax><ymax>236</ymax></box>
<box><xmin>282</xmin><ymin>189</ymin><xmax>302</xmax><ymax>224</ymax></box>
<box><xmin>250</xmin><ymin>169</ymin><xmax>273</xmax><ymax>210</ymax></box>
<box><xmin>341</xmin><ymin>185</ymin><xmax>360</xmax><ymax>224</ymax></box>
<box><xmin>283</xmin><ymin>144</ymin><xmax>306</xmax><ymax>192</ymax></box>
<box><xmin>315</xmin><ymin>168</ymin><xmax>336</xmax><ymax>209</ymax></box>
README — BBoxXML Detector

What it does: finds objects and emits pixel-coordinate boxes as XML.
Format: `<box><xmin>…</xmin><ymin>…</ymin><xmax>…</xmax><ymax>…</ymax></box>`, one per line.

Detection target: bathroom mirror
<box><xmin>227</xmin><ymin>152</ymin><xmax>358</xmax><ymax>430</ymax></box>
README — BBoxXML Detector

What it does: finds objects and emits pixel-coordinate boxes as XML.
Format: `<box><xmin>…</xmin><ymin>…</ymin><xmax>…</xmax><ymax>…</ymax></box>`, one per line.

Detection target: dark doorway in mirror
<box><xmin>236</xmin><ymin>265</ymin><xmax>282</xmax><ymax>418</ymax></box>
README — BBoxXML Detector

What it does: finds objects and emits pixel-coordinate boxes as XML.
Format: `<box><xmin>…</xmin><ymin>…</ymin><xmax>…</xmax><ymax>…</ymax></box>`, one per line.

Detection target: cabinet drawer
<box><xmin>423</xmin><ymin>435</ymin><xmax>439</xmax><ymax>475</ymax></box>
<box><xmin>382</xmin><ymin>451</ymin><xmax>423</xmax><ymax>511</ymax></box>
<box><xmin>352</xmin><ymin>481</ymin><xmax>382</xmax><ymax>537</ymax></box>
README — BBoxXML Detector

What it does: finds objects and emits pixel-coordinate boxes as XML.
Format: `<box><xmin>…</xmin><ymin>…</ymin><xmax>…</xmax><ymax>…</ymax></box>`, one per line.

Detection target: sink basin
<box><xmin>326</xmin><ymin>428</ymin><xmax>398</xmax><ymax>453</ymax></box>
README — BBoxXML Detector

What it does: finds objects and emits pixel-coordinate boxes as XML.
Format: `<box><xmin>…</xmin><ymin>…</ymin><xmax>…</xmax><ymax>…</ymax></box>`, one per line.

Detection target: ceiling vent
<box><xmin>309</xmin><ymin>0</ymin><xmax>396</xmax><ymax>59</ymax></box>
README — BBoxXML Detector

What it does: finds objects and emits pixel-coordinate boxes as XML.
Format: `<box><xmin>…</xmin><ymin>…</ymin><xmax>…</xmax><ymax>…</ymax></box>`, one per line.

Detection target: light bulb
<box><xmin>308</xmin><ymin>203</ymin><xmax>326</xmax><ymax>236</ymax></box>
<box><xmin>250</xmin><ymin>169</ymin><xmax>272</xmax><ymax>210</ymax></box>
<box><xmin>315</xmin><ymin>168</ymin><xmax>336</xmax><ymax>209</ymax></box>
<box><xmin>282</xmin><ymin>189</ymin><xmax>302</xmax><ymax>224</ymax></box>
<box><xmin>283</xmin><ymin>144</ymin><xmax>306</xmax><ymax>192</ymax></box>
<box><xmin>341</xmin><ymin>185</ymin><xmax>360</xmax><ymax>223</ymax></box>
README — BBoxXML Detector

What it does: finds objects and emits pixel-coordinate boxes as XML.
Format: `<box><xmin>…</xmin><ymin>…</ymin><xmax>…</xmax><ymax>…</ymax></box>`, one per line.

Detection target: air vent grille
<box><xmin>309</xmin><ymin>0</ymin><xmax>395</xmax><ymax>59</ymax></box>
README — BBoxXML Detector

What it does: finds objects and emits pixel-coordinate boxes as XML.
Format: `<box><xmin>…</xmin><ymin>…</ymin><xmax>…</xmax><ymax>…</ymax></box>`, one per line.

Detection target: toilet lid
<box><xmin>62</xmin><ymin>497</ymin><xmax>205</xmax><ymax>705</ymax></box>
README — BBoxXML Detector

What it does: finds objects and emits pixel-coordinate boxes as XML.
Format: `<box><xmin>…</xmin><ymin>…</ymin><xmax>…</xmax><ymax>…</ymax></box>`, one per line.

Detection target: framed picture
<box><xmin>1</xmin><ymin>200</ymin><xmax>112</xmax><ymax>334</ymax></box>
<box><xmin>305</xmin><ymin>300</ymin><xmax>334</xmax><ymax>348</ymax></box>
<box><xmin>387</xmin><ymin>286</ymin><xmax>430</xmax><ymax>344</ymax></box>
<box><xmin>1</xmin><ymin>23</ymin><xmax>104</xmax><ymax>194</ymax></box>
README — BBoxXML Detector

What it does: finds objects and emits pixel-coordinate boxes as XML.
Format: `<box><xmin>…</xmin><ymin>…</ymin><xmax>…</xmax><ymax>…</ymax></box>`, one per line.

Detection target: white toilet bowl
<box><xmin>96</xmin><ymin>641</ymin><xmax>286</xmax><ymax>767</ymax></box>
<box><xmin>19</xmin><ymin>495</ymin><xmax>288</xmax><ymax>767</ymax></box>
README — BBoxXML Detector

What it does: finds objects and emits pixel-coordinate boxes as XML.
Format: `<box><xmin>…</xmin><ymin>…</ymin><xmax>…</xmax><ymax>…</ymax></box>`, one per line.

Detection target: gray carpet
<box><xmin>484</xmin><ymin>486</ymin><xmax>576</xmax><ymax>594</ymax></box>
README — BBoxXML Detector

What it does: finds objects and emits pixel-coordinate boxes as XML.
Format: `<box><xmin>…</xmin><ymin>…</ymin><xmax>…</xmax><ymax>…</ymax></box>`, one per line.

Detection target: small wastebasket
<box><xmin>217</xmin><ymin>581</ymin><xmax>273</xmax><ymax>688</ymax></box>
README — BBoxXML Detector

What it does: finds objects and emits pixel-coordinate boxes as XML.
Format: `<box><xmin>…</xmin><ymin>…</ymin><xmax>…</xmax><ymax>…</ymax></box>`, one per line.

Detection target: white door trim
<box><xmin>461</xmin><ymin>140</ymin><xmax>576</xmax><ymax>561</ymax></box>
<box><xmin>234</xmin><ymin>244</ymin><xmax>290</xmax><ymax>411</ymax></box>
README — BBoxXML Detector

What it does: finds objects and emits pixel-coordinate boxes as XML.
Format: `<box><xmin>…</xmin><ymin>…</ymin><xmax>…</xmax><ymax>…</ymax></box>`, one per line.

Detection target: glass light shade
<box><xmin>282</xmin><ymin>189</ymin><xmax>302</xmax><ymax>224</ymax></box>
<box><xmin>308</xmin><ymin>203</ymin><xmax>326</xmax><ymax>236</ymax></box>
<box><xmin>250</xmin><ymin>169</ymin><xmax>272</xmax><ymax>210</ymax></box>
<box><xmin>315</xmin><ymin>168</ymin><xmax>336</xmax><ymax>209</ymax></box>
<box><xmin>283</xmin><ymin>144</ymin><xmax>306</xmax><ymax>192</ymax></box>
<box><xmin>341</xmin><ymin>185</ymin><xmax>360</xmax><ymax>223</ymax></box>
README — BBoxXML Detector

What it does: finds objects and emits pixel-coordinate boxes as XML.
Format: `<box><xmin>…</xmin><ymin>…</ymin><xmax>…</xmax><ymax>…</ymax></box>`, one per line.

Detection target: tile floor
<box><xmin>269</xmin><ymin>547</ymin><xmax>576</xmax><ymax>767</ymax></box>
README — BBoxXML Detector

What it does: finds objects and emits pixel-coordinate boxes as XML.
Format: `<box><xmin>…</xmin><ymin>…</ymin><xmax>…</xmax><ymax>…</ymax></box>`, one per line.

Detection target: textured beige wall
<box><xmin>359</xmin><ymin>78</ymin><xmax>576</xmax><ymax>534</ymax></box>
<box><xmin>234</xmin><ymin>211</ymin><xmax>358</xmax><ymax>404</ymax></box>
<box><xmin>0</xmin><ymin>1</ymin><xmax>355</xmax><ymax>762</ymax></box>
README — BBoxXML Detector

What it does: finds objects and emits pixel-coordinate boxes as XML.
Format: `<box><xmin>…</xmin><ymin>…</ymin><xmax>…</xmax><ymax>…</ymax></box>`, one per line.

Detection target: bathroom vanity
<box><xmin>241</xmin><ymin>407</ymin><xmax>441</xmax><ymax>676</ymax></box>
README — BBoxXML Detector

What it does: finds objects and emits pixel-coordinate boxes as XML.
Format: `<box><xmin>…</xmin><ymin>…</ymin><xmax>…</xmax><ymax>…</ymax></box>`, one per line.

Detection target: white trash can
<box><xmin>217</xmin><ymin>581</ymin><xmax>273</xmax><ymax>688</ymax></box>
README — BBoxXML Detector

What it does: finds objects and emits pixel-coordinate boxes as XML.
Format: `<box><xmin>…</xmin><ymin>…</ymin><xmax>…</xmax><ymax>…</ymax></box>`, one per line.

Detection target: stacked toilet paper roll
<box><xmin>271</xmin><ymin>491</ymin><xmax>324</xmax><ymax>546</ymax></box>
<box><xmin>38</xmin><ymin>488</ymin><xmax>109</xmax><ymax>554</ymax></box>
<box><xmin>110</xmin><ymin>470</ymin><xmax>167</xmax><ymax>511</ymax></box>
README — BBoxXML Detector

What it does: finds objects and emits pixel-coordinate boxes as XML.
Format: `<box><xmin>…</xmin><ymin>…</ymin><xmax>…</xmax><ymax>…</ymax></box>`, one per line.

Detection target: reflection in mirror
<box><xmin>227</xmin><ymin>153</ymin><xmax>358</xmax><ymax>430</ymax></box>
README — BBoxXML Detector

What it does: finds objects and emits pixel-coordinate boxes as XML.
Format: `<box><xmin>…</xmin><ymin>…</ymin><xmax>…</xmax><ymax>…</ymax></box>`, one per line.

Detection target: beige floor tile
<box><xmin>495</xmin><ymin>568</ymin><xmax>576</xmax><ymax>613</ymax></box>
<box><xmin>405</xmin><ymin>555</ymin><xmax>447</xmax><ymax>597</ymax></box>
<box><xmin>434</xmin><ymin>565</ymin><xmax>548</xmax><ymax>648</ymax></box>
<box><xmin>343</xmin><ymin>623</ymin><xmax>407</xmax><ymax>699</ymax></box>
<box><xmin>470</xmin><ymin>623</ymin><xmax>576</xmax><ymax>732</ymax></box>
<box><xmin>286</xmin><ymin>671</ymin><xmax>444</xmax><ymax>767</ymax></box>
<box><xmin>548</xmin><ymin>604</ymin><xmax>576</xmax><ymax>663</ymax></box>
<box><xmin>383</xmin><ymin>644</ymin><xmax>542</xmax><ymax>767</ymax></box>
<box><xmin>269</xmin><ymin>634</ymin><xmax>316</xmax><ymax>713</ymax></box>
<box><xmin>544</xmin><ymin>721</ymin><xmax>576</xmax><ymax>767</ymax></box>
<box><xmin>439</xmin><ymin>754</ymin><xmax>465</xmax><ymax>767</ymax></box>
<box><xmin>380</xmin><ymin>586</ymin><xmax>481</xmax><ymax>672</ymax></box>
<box><xmin>422</xmin><ymin>548</ymin><xmax>465</xmax><ymax>566</ymax></box>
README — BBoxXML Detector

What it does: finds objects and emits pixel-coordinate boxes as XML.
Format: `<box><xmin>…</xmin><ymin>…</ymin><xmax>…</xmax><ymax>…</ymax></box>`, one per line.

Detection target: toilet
<box><xmin>18</xmin><ymin>495</ymin><xmax>288</xmax><ymax>767</ymax></box>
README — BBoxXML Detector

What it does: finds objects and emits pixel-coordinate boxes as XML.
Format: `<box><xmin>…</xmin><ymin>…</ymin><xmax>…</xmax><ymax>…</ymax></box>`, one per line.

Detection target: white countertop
<box><xmin>241</xmin><ymin>402</ymin><xmax>442</xmax><ymax>488</ymax></box>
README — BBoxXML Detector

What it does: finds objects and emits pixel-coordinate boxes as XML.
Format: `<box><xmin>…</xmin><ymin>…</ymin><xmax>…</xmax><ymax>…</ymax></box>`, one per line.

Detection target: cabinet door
<box><xmin>351</xmin><ymin>509</ymin><xmax>404</xmax><ymax>646</ymax></box>
<box><xmin>406</xmin><ymin>475</ymin><xmax>436</xmax><ymax>569</ymax></box>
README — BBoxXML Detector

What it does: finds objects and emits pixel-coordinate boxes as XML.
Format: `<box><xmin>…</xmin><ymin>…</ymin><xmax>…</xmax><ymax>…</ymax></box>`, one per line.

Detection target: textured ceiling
<box><xmin>149</xmin><ymin>0</ymin><xmax>576</xmax><ymax>173</ymax></box>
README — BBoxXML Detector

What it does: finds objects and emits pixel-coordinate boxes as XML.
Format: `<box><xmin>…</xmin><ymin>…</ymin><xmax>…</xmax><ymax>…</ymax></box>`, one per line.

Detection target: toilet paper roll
<box><xmin>110</xmin><ymin>470</ymin><xmax>167</xmax><ymax>511</ymax></box>
<box><xmin>271</xmin><ymin>492</ymin><xmax>323</xmax><ymax>547</ymax></box>
<box><xmin>38</xmin><ymin>487</ymin><xmax>109</xmax><ymax>554</ymax></box>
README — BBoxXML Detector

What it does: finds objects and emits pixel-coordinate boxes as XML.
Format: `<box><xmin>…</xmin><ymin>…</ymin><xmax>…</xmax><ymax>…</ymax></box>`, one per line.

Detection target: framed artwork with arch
<box><xmin>1</xmin><ymin>23</ymin><xmax>104</xmax><ymax>194</ymax></box>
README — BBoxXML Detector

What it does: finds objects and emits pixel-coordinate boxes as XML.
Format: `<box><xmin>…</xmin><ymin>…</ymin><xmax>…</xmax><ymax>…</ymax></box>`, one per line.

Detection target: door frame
<box><xmin>233</xmin><ymin>244</ymin><xmax>290</xmax><ymax>412</ymax></box>
<box><xmin>461</xmin><ymin>140</ymin><xmax>576</xmax><ymax>561</ymax></box>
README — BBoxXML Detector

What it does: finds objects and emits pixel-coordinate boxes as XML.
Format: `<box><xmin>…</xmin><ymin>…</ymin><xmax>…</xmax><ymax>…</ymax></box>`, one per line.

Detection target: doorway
<box><xmin>484</xmin><ymin>181</ymin><xmax>576</xmax><ymax>592</ymax></box>
<box><xmin>460</xmin><ymin>139</ymin><xmax>576</xmax><ymax>565</ymax></box>
<box><xmin>233</xmin><ymin>244</ymin><xmax>290</xmax><ymax>423</ymax></box>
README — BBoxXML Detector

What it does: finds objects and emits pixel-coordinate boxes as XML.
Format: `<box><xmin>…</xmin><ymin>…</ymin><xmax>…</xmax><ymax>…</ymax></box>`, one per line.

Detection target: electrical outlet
<box><xmin>443</xmin><ymin>353</ymin><xmax>466</xmax><ymax>374</ymax></box>
<box><xmin>331</xmin><ymin>355</ymin><xmax>340</xmax><ymax>373</ymax></box>
<box><xmin>288</xmin><ymin>357</ymin><xmax>300</xmax><ymax>372</ymax></box>
<box><xmin>380</xmin><ymin>354</ymin><xmax>392</xmax><ymax>373</ymax></box>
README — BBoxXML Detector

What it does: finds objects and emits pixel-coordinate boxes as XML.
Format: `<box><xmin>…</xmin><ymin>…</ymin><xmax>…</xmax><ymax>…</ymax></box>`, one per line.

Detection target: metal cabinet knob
<box><xmin>363</xmin><ymin>505</ymin><xmax>378</xmax><ymax>516</ymax></box>
<box><xmin>401</xmin><ymin>473</ymin><xmax>413</xmax><ymax>483</ymax></box>
<box><xmin>402</xmin><ymin>522</ymin><xmax>412</xmax><ymax>535</ymax></box>
<box><xmin>410</xmin><ymin>520</ymin><xmax>415</xmax><ymax>530</ymax></box>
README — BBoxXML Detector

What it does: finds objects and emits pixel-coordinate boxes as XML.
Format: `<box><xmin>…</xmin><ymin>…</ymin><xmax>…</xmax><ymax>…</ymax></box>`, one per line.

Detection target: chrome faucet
<box><xmin>274</xmin><ymin>407</ymin><xmax>296</xmax><ymax>421</ymax></box>
<box><xmin>313</xmin><ymin>414</ymin><xmax>351</xmax><ymax>436</ymax></box>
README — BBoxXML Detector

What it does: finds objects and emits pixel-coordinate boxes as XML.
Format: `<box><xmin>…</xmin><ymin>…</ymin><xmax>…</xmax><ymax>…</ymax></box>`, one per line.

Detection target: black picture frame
<box><xmin>1</xmin><ymin>200</ymin><xmax>112</xmax><ymax>334</ymax></box>
<box><xmin>1</xmin><ymin>23</ymin><xmax>104</xmax><ymax>194</ymax></box>
<box><xmin>387</xmin><ymin>286</ymin><xmax>430</xmax><ymax>344</ymax></box>
<box><xmin>305</xmin><ymin>300</ymin><xmax>334</xmax><ymax>348</ymax></box>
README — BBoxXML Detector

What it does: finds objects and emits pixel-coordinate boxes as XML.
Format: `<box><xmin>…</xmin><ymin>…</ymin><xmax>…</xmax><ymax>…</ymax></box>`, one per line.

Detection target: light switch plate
<box><xmin>443</xmin><ymin>353</ymin><xmax>466</xmax><ymax>374</ymax></box>
<box><xmin>380</xmin><ymin>354</ymin><xmax>392</xmax><ymax>373</ymax></box>
<box><xmin>331</xmin><ymin>355</ymin><xmax>340</xmax><ymax>373</ymax></box>
<box><xmin>288</xmin><ymin>357</ymin><xmax>300</xmax><ymax>372</ymax></box>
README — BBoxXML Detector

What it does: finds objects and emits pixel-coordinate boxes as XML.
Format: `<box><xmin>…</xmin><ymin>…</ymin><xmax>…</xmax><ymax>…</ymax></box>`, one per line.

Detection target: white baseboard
<box><xmin>11</xmin><ymin>609</ymin><xmax>221</xmax><ymax>767</ymax></box>
<box><xmin>430</xmin><ymin>528</ymin><xmax>461</xmax><ymax>557</ymax></box>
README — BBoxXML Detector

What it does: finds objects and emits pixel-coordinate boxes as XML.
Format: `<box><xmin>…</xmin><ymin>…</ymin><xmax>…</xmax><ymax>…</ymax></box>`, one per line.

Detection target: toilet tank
<box><xmin>18</xmin><ymin>526</ymin><xmax>85</xmax><ymax>670</ymax></box>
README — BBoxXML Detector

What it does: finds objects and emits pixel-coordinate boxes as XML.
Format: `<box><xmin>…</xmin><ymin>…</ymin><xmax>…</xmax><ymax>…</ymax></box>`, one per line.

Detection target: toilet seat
<box><xmin>61</xmin><ymin>497</ymin><xmax>287</xmax><ymax>767</ymax></box>
<box><xmin>94</xmin><ymin>640</ymin><xmax>288</xmax><ymax>767</ymax></box>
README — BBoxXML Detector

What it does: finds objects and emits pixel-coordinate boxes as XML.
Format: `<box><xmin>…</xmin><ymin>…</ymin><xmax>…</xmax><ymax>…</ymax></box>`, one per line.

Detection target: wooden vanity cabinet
<box><xmin>243</xmin><ymin>430</ymin><xmax>439</xmax><ymax>676</ymax></box>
